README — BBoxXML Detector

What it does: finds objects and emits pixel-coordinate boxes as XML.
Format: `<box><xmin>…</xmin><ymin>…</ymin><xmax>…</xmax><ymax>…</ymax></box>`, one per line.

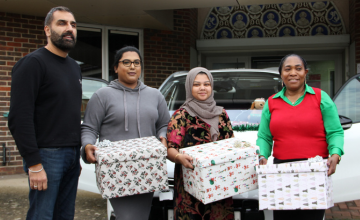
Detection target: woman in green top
<box><xmin>256</xmin><ymin>54</ymin><xmax>343</xmax><ymax>220</ymax></box>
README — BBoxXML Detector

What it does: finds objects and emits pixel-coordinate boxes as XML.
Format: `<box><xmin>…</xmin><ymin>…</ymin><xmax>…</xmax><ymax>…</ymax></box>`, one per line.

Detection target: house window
<box><xmin>69</xmin><ymin>27</ymin><xmax>102</xmax><ymax>79</ymax></box>
<box><xmin>68</xmin><ymin>24</ymin><xmax>143</xmax><ymax>81</ymax></box>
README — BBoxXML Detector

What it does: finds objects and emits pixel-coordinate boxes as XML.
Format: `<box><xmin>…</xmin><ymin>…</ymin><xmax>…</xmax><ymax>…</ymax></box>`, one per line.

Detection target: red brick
<box><xmin>6</xmin><ymin>32</ymin><xmax>21</xmax><ymax>37</ymax></box>
<box><xmin>22</xmin><ymin>43</ymin><xmax>37</xmax><ymax>48</ymax></box>
<box><xmin>0</xmin><ymin>46</ymin><xmax>14</xmax><ymax>51</ymax></box>
<box><xmin>0</xmin><ymin>27</ymin><xmax>13</xmax><ymax>32</ymax></box>
<box><xmin>37</xmin><ymin>35</ymin><xmax>46</xmax><ymax>40</ymax></box>
<box><xmin>7</xmin><ymin>52</ymin><xmax>21</xmax><ymax>56</ymax></box>
<box><xmin>14</xmin><ymin>48</ymin><xmax>29</xmax><ymax>52</ymax></box>
<box><xmin>29</xmin><ymin>29</ymin><xmax>43</xmax><ymax>35</ymax></box>
<box><xmin>0</xmin><ymin>65</ymin><xmax>12</xmax><ymax>70</ymax></box>
<box><xmin>14</xmin><ymin>38</ymin><xmax>28</xmax><ymax>43</ymax></box>
<box><xmin>347</xmin><ymin>202</ymin><xmax>357</xmax><ymax>207</ymax></box>
<box><xmin>339</xmin><ymin>204</ymin><xmax>348</xmax><ymax>209</ymax></box>
<box><xmin>6</xmin><ymin>22</ymin><xmax>21</xmax><ymax>28</ymax></box>
<box><xmin>35</xmin><ymin>25</ymin><xmax>43</xmax><ymax>30</ymax></box>
<box><xmin>332</xmin><ymin>212</ymin><xmax>343</xmax><ymax>217</ymax></box>
<box><xmin>7</xmin><ymin>42</ymin><xmax>21</xmax><ymax>47</ymax></box>
<box><xmin>21</xmin><ymin>34</ymin><xmax>36</xmax><ymax>39</ymax></box>
<box><xmin>13</xmin><ymin>28</ymin><xmax>28</xmax><ymax>33</ymax></box>
<box><xmin>349</xmin><ymin>207</ymin><xmax>360</xmax><ymax>210</ymax></box>
<box><xmin>350</xmin><ymin>210</ymin><xmax>360</xmax><ymax>216</ymax></box>
<box><xmin>29</xmin><ymin>20</ymin><xmax>43</xmax><ymax>26</ymax></box>
<box><xmin>0</xmin><ymin>131</ymin><xmax>12</xmax><ymax>137</ymax></box>
<box><xmin>29</xmin><ymin>39</ymin><xmax>43</xmax><ymax>44</ymax></box>
<box><xmin>0</xmin><ymin>56</ymin><xmax>14</xmax><ymax>61</ymax></box>
<box><xmin>0</xmin><ymin>37</ymin><xmax>13</xmax><ymax>41</ymax></box>
<box><xmin>13</xmin><ymin>18</ymin><xmax>28</xmax><ymax>23</ymax></box>
<box><xmin>21</xmin><ymin>24</ymin><xmax>36</xmax><ymax>29</ymax></box>
<box><xmin>8</xmin><ymin>161</ymin><xmax>23</xmax><ymax>166</ymax></box>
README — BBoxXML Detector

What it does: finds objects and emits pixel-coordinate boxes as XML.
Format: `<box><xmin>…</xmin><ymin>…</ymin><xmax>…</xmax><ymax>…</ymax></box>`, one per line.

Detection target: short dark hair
<box><xmin>113</xmin><ymin>46</ymin><xmax>143</xmax><ymax>70</ymax></box>
<box><xmin>44</xmin><ymin>6</ymin><xmax>74</xmax><ymax>27</ymax></box>
<box><xmin>278</xmin><ymin>54</ymin><xmax>308</xmax><ymax>74</ymax></box>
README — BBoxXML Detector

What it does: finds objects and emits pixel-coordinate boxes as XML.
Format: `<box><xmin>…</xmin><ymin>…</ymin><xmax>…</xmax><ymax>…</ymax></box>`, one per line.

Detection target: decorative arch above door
<box><xmin>201</xmin><ymin>1</ymin><xmax>346</xmax><ymax>39</ymax></box>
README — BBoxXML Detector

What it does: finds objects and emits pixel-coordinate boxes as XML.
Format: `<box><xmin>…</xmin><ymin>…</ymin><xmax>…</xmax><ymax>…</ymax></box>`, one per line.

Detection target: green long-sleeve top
<box><xmin>256</xmin><ymin>84</ymin><xmax>344</xmax><ymax>159</ymax></box>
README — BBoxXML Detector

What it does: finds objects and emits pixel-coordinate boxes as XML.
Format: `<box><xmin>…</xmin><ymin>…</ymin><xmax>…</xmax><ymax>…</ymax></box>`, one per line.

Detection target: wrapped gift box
<box><xmin>95</xmin><ymin>136</ymin><xmax>169</xmax><ymax>199</ymax></box>
<box><xmin>256</xmin><ymin>161</ymin><xmax>333</xmax><ymax>210</ymax></box>
<box><xmin>179</xmin><ymin>138</ymin><xmax>259</xmax><ymax>204</ymax></box>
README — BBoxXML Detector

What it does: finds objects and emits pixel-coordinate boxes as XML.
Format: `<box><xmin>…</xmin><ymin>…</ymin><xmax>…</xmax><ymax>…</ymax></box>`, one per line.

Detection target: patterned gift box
<box><xmin>179</xmin><ymin>138</ymin><xmax>259</xmax><ymax>204</ymax></box>
<box><xmin>256</xmin><ymin>161</ymin><xmax>333</xmax><ymax>210</ymax></box>
<box><xmin>95</xmin><ymin>136</ymin><xmax>169</xmax><ymax>199</ymax></box>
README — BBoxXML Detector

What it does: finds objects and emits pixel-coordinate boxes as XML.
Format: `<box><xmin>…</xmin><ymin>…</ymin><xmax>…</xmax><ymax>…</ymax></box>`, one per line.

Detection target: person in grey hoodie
<box><xmin>81</xmin><ymin>46</ymin><xmax>170</xmax><ymax>220</ymax></box>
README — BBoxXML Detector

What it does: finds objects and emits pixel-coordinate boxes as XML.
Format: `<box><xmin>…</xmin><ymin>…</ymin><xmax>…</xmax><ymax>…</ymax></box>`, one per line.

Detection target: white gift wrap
<box><xmin>179</xmin><ymin>138</ymin><xmax>259</xmax><ymax>204</ymax></box>
<box><xmin>256</xmin><ymin>161</ymin><xmax>333</xmax><ymax>210</ymax></box>
<box><xmin>95</xmin><ymin>136</ymin><xmax>169</xmax><ymax>199</ymax></box>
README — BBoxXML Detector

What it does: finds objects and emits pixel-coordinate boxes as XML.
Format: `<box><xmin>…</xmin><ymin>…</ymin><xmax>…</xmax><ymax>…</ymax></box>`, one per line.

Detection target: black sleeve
<box><xmin>8</xmin><ymin>56</ymin><xmax>43</xmax><ymax>167</ymax></box>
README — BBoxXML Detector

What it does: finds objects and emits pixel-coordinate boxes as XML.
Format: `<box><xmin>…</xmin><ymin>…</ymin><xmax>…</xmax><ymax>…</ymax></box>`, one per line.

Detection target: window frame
<box><xmin>333</xmin><ymin>73</ymin><xmax>360</xmax><ymax>124</ymax></box>
<box><xmin>77</xmin><ymin>23</ymin><xmax>144</xmax><ymax>81</ymax></box>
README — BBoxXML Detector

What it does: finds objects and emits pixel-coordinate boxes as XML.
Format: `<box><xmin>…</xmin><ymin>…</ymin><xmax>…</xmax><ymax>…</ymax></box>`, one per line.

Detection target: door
<box><xmin>332</xmin><ymin>74</ymin><xmax>360</xmax><ymax>202</ymax></box>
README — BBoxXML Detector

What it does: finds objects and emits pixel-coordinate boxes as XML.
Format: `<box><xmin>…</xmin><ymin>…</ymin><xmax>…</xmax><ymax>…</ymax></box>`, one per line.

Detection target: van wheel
<box><xmin>110</xmin><ymin>211</ymin><xmax>116</xmax><ymax>220</ymax></box>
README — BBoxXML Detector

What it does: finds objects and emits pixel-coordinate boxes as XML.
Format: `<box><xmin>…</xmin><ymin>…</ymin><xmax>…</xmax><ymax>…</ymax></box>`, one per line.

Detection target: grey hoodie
<box><xmin>81</xmin><ymin>79</ymin><xmax>170</xmax><ymax>163</ymax></box>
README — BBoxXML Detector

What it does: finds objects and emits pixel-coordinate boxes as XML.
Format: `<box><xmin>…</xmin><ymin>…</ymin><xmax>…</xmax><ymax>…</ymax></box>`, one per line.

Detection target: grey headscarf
<box><xmin>180</xmin><ymin>67</ymin><xmax>223</xmax><ymax>141</ymax></box>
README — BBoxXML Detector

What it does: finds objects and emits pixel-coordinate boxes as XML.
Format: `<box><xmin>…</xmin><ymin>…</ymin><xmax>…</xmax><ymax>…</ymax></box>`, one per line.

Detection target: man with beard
<box><xmin>8</xmin><ymin>6</ymin><xmax>81</xmax><ymax>220</ymax></box>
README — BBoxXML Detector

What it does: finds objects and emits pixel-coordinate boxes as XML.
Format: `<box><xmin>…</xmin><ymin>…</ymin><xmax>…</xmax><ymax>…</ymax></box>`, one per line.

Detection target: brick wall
<box><xmin>0</xmin><ymin>9</ymin><xmax>199</xmax><ymax>175</ymax></box>
<box><xmin>350</xmin><ymin>0</ymin><xmax>360</xmax><ymax>64</ymax></box>
<box><xmin>143</xmin><ymin>9</ymin><xmax>198</xmax><ymax>88</ymax></box>
<box><xmin>0</xmin><ymin>12</ymin><xmax>46</xmax><ymax>175</ymax></box>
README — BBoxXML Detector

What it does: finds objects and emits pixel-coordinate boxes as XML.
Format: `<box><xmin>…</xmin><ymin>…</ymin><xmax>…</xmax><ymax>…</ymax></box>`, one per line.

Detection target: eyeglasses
<box><xmin>119</xmin><ymin>59</ymin><xmax>141</xmax><ymax>67</ymax></box>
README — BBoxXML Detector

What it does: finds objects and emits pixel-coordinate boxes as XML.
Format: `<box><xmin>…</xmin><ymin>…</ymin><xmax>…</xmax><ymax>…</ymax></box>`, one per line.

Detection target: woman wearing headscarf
<box><xmin>256</xmin><ymin>54</ymin><xmax>344</xmax><ymax>220</ymax></box>
<box><xmin>81</xmin><ymin>46</ymin><xmax>170</xmax><ymax>220</ymax></box>
<box><xmin>166</xmin><ymin>67</ymin><xmax>234</xmax><ymax>220</ymax></box>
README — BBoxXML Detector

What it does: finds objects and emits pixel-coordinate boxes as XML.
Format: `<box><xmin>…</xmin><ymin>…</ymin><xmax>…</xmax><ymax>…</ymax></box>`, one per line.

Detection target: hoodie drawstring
<box><xmin>137</xmin><ymin>87</ymin><xmax>141</xmax><ymax>138</ymax></box>
<box><xmin>122</xmin><ymin>87</ymin><xmax>141</xmax><ymax>138</ymax></box>
<box><xmin>123</xmin><ymin>88</ymin><xmax>128</xmax><ymax>131</ymax></box>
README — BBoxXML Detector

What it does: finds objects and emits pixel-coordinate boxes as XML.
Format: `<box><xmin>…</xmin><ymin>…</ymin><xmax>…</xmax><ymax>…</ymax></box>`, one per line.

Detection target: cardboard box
<box><xmin>95</xmin><ymin>136</ymin><xmax>169</xmax><ymax>199</ymax></box>
<box><xmin>256</xmin><ymin>161</ymin><xmax>333</xmax><ymax>210</ymax></box>
<box><xmin>179</xmin><ymin>138</ymin><xmax>259</xmax><ymax>204</ymax></box>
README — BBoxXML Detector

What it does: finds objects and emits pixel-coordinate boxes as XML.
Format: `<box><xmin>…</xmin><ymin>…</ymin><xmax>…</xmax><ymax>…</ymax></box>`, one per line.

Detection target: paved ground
<box><xmin>1</xmin><ymin>174</ymin><xmax>360</xmax><ymax>220</ymax></box>
<box><xmin>0</xmin><ymin>174</ymin><xmax>107</xmax><ymax>220</ymax></box>
<box><xmin>326</xmin><ymin>200</ymin><xmax>360</xmax><ymax>219</ymax></box>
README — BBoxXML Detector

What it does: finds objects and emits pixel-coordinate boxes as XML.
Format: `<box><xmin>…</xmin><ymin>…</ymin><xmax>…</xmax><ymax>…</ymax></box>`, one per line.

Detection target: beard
<box><xmin>50</xmin><ymin>29</ymin><xmax>76</xmax><ymax>52</ymax></box>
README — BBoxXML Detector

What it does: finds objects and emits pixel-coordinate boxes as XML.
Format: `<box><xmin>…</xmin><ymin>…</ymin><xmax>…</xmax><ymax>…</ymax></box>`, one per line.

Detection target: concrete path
<box><xmin>0</xmin><ymin>174</ymin><xmax>107</xmax><ymax>220</ymax></box>
<box><xmin>1</xmin><ymin>174</ymin><xmax>359</xmax><ymax>220</ymax></box>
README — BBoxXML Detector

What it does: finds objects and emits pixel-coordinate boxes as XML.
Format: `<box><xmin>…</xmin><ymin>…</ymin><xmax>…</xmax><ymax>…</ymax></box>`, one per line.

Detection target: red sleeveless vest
<box><xmin>268</xmin><ymin>88</ymin><xmax>329</xmax><ymax>160</ymax></box>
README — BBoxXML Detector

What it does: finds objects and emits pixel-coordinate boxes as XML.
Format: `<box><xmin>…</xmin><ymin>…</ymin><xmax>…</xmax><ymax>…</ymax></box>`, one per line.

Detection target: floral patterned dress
<box><xmin>167</xmin><ymin>108</ymin><xmax>234</xmax><ymax>220</ymax></box>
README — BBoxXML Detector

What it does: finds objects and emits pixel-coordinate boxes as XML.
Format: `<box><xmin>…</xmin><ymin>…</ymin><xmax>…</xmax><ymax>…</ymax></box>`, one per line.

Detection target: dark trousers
<box><xmin>23</xmin><ymin>147</ymin><xmax>80</xmax><ymax>220</ymax></box>
<box><xmin>273</xmin><ymin>158</ymin><xmax>325</xmax><ymax>220</ymax></box>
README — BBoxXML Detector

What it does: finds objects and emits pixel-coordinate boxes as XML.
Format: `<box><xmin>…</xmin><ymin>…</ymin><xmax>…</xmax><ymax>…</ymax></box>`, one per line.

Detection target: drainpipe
<box><xmin>2</xmin><ymin>143</ymin><xmax>10</xmax><ymax>166</ymax></box>
<box><xmin>2</xmin><ymin>112</ymin><xmax>10</xmax><ymax>165</ymax></box>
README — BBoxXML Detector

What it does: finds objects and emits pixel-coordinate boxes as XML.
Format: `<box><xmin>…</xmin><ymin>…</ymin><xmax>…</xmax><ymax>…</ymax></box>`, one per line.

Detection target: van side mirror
<box><xmin>339</xmin><ymin>115</ymin><xmax>352</xmax><ymax>130</ymax></box>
